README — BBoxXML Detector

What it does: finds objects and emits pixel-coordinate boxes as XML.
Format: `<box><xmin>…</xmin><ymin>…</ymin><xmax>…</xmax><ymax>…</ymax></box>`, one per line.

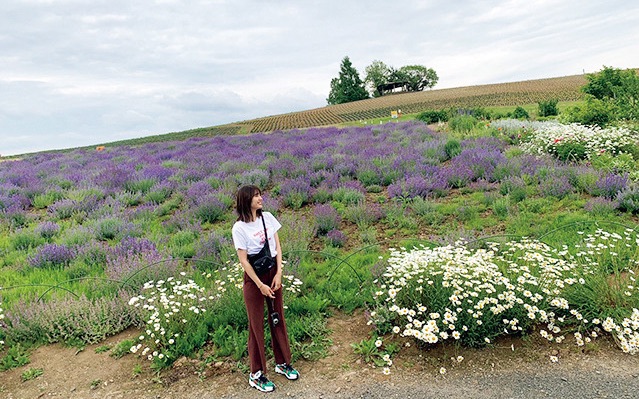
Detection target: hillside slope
<box><xmin>233</xmin><ymin>74</ymin><xmax>587</xmax><ymax>133</ymax></box>
<box><xmin>102</xmin><ymin>73</ymin><xmax>587</xmax><ymax>147</ymax></box>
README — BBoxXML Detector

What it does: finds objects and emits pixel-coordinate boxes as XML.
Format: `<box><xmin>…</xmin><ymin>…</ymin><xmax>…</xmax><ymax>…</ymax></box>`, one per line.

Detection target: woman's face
<box><xmin>250</xmin><ymin>191</ymin><xmax>263</xmax><ymax>211</ymax></box>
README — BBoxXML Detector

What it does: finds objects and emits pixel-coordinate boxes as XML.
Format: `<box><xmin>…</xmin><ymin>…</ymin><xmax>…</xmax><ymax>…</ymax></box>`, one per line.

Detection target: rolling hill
<box><xmin>101</xmin><ymin>73</ymin><xmax>588</xmax><ymax>147</ymax></box>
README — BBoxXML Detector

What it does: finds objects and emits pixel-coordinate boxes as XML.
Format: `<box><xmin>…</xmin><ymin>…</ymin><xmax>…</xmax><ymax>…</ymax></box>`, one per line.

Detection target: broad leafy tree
<box><xmin>327</xmin><ymin>56</ymin><xmax>369</xmax><ymax>105</ymax></box>
<box><xmin>565</xmin><ymin>66</ymin><xmax>639</xmax><ymax>126</ymax></box>
<box><xmin>363</xmin><ymin>60</ymin><xmax>439</xmax><ymax>96</ymax></box>
<box><xmin>396</xmin><ymin>65</ymin><xmax>439</xmax><ymax>92</ymax></box>
<box><xmin>364</xmin><ymin>60</ymin><xmax>393</xmax><ymax>97</ymax></box>
<box><xmin>613</xmin><ymin>70</ymin><xmax>639</xmax><ymax>120</ymax></box>
<box><xmin>582</xmin><ymin>66</ymin><xmax>627</xmax><ymax>100</ymax></box>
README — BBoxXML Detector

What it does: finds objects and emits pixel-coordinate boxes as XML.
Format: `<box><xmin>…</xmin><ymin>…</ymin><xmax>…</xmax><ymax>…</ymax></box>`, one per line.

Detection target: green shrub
<box><xmin>410</xmin><ymin>196</ymin><xmax>435</xmax><ymax>217</ymax></box>
<box><xmin>617</xmin><ymin>186</ymin><xmax>639</xmax><ymax>214</ymax></box>
<box><xmin>469</xmin><ymin>107</ymin><xmax>492</xmax><ymax>120</ymax></box>
<box><xmin>492</xmin><ymin>197</ymin><xmax>510</xmax><ymax>219</ymax></box>
<box><xmin>145</xmin><ymin>186</ymin><xmax>172</xmax><ymax>205</ymax></box>
<box><xmin>124</xmin><ymin>179</ymin><xmax>156</xmax><ymax>194</ymax></box>
<box><xmin>32</xmin><ymin>191</ymin><xmax>65</xmax><ymax>209</ymax></box>
<box><xmin>95</xmin><ymin>218</ymin><xmax>124</xmax><ymax>241</ymax></box>
<box><xmin>366</xmin><ymin>184</ymin><xmax>383</xmax><ymax>193</ymax></box>
<box><xmin>356</xmin><ymin>169</ymin><xmax>381</xmax><ymax>187</ymax></box>
<box><xmin>449</xmin><ymin>115</ymin><xmax>477</xmax><ymax>134</ymax></box>
<box><xmin>562</xmin><ymin>96</ymin><xmax>614</xmax><ymax>127</ymax></box>
<box><xmin>416</xmin><ymin>109</ymin><xmax>449</xmax><ymax>124</ymax></box>
<box><xmin>342</xmin><ymin>201</ymin><xmax>383</xmax><ymax>228</ymax></box>
<box><xmin>311</xmin><ymin>187</ymin><xmax>332</xmax><ymax>204</ymax></box>
<box><xmin>11</xmin><ymin>232</ymin><xmax>43</xmax><ymax>251</ymax></box>
<box><xmin>512</xmin><ymin>106</ymin><xmax>530</xmax><ymax>119</ymax></box>
<box><xmin>554</xmin><ymin>142</ymin><xmax>587</xmax><ymax>162</ymax></box>
<box><xmin>0</xmin><ymin>343</ymin><xmax>30</xmax><ymax>371</ymax></box>
<box><xmin>170</xmin><ymin>230</ymin><xmax>198</xmax><ymax>258</ymax></box>
<box><xmin>21</xmin><ymin>367</ymin><xmax>44</xmax><ymax>381</ymax></box>
<box><xmin>538</xmin><ymin>99</ymin><xmax>559</xmax><ymax>117</ymax></box>
<box><xmin>332</xmin><ymin>188</ymin><xmax>365</xmax><ymax>205</ymax></box>
<box><xmin>282</xmin><ymin>191</ymin><xmax>307</xmax><ymax>209</ymax></box>
<box><xmin>110</xmin><ymin>339</ymin><xmax>135</xmax><ymax>359</ymax></box>
<box><xmin>444</xmin><ymin>139</ymin><xmax>462</xmax><ymax>159</ymax></box>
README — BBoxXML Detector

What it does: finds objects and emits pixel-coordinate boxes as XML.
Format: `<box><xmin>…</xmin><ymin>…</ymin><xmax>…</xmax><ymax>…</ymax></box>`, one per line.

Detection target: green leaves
<box><xmin>327</xmin><ymin>56</ymin><xmax>369</xmax><ymax>105</ymax></box>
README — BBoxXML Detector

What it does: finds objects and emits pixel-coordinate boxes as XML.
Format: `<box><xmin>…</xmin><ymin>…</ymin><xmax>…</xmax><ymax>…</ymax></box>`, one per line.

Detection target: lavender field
<box><xmin>2</xmin><ymin>120</ymin><xmax>639</xmax><ymax>368</ymax></box>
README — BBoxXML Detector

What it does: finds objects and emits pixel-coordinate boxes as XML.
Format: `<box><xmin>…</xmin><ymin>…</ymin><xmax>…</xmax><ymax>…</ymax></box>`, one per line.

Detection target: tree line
<box><xmin>327</xmin><ymin>56</ymin><xmax>439</xmax><ymax>105</ymax></box>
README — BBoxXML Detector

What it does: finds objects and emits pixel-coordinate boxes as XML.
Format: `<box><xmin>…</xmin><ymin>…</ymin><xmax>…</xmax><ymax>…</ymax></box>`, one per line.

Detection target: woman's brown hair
<box><xmin>236</xmin><ymin>185</ymin><xmax>262</xmax><ymax>223</ymax></box>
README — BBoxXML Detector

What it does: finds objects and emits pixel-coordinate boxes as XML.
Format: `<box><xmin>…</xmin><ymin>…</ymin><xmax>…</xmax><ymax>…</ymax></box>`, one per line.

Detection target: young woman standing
<box><xmin>231</xmin><ymin>185</ymin><xmax>299</xmax><ymax>393</ymax></box>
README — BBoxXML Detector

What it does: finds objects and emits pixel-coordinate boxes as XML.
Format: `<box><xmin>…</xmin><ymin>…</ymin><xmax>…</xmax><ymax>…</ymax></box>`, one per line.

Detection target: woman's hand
<box><xmin>259</xmin><ymin>282</ymin><xmax>275</xmax><ymax>298</ymax></box>
<box><xmin>271</xmin><ymin>272</ymin><xmax>282</xmax><ymax>292</ymax></box>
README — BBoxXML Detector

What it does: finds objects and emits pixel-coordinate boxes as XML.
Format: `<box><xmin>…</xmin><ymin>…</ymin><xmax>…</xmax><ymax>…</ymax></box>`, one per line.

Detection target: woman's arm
<box><xmin>237</xmin><ymin>248</ymin><xmax>275</xmax><ymax>298</ymax></box>
<box><xmin>271</xmin><ymin>232</ymin><xmax>283</xmax><ymax>292</ymax></box>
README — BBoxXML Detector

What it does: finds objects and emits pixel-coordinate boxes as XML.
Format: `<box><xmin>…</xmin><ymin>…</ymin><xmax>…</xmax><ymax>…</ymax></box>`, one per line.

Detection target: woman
<box><xmin>231</xmin><ymin>185</ymin><xmax>299</xmax><ymax>393</ymax></box>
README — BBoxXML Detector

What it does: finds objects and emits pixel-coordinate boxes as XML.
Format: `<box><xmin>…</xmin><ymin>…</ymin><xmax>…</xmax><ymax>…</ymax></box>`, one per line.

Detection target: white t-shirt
<box><xmin>232</xmin><ymin>212</ymin><xmax>282</xmax><ymax>256</ymax></box>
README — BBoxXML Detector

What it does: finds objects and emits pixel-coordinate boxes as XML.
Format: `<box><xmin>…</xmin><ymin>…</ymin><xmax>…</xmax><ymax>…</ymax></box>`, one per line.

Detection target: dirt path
<box><xmin>2</xmin><ymin>311</ymin><xmax>638</xmax><ymax>399</ymax></box>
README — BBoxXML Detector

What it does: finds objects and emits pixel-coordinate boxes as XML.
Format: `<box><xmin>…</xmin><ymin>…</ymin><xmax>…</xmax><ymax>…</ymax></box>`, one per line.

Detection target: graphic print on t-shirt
<box><xmin>253</xmin><ymin>227</ymin><xmax>268</xmax><ymax>246</ymax></box>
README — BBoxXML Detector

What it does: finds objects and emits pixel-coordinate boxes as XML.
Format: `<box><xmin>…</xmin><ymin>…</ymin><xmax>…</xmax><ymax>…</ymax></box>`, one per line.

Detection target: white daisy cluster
<box><xmin>202</xmin><ymin>263</ymin><xmax>244</xmax><ymax>296</ymax></box>
<box><xmin>572</xmin><ymin>229</ymin><xmax>639</xmax><ymax>274</ymax></box>
<box><xmin>601</xmin><ymin>309</ymin><xmax>639</xmax><ymax>354</ymax></box>
<box><xmin>203</xmin><ymin>262</ymin><xmax>303</xmax><ymax>296</ymax></box>
<box><xmin>129</xmin><ymin>274</ymin><xmax>212</xmax><ymax>362</ymax></box>
<box><xmin>518</xmin><ymin>122</ymin><xmax>638</xmax><ymax>160</ymax></box>
<box><xmin>207</xmin><ymin>262</ymin><xmax>303</xmax><ymax>295</ymax></box>
<box><xmin>374</xmin><ymin>232</ymin><xmax>639</xmax><ymax>354</ymax></box>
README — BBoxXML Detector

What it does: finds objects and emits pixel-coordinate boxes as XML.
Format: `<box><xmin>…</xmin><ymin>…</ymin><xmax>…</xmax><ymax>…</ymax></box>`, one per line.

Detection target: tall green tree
<box><xmin>327</xmin><ymin>56</ymin><xmax>369</xmax><ymax>105</ymax></box>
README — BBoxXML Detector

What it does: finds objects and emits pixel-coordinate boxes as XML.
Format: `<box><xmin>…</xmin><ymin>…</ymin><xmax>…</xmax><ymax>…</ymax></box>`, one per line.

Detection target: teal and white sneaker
<box><xmin>249</xmin><ymin>370</ymin><xmax>275</xmax><ymax>392</ymax></box>
<box><xmin>275</xmin><ymin>363</ymin><xmax>300</xmax><ymax>380</ymax></box>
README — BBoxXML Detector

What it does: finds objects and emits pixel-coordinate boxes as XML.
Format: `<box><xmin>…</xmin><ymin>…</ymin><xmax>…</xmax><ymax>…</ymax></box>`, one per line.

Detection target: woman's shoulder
<box><xmin>232</xmin><ymin>220</ymin><xmax>247</xmax><ymax>231</ymax></box>
<box><xmin>263</xmin><ymin>211</ymin><xmax>278</xmax><ymax>222</ymax></box>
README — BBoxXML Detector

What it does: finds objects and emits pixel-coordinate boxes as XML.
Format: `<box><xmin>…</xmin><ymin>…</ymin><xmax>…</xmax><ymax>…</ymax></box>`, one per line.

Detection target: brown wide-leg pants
<box><xmin>243</xmin><ymin>265</ymin><xmax>292</xmax><ymax>374</ymax></box>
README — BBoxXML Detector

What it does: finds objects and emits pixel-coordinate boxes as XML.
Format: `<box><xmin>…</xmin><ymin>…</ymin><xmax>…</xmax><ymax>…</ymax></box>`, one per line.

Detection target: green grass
<box><xmin>21</xmin><ymin>367</ymin><xmax>43</xmax><ymax>382</ymax></box>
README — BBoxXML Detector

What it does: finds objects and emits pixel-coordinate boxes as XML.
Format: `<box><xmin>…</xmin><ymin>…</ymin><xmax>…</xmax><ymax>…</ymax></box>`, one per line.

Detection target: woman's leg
<box><xmin>243</xmin><ymin>273</ymin><xmax>267</xmax><ymax>374</ymax></box>
<box><xmin>267</xmin><ymin>268</ymin><xmax>292</xmax><ymax>365</ymax></box>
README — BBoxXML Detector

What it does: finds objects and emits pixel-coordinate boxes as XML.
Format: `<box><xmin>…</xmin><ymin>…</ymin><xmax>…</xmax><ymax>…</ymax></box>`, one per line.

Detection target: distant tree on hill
<box><xmin>396</xmin><ymin>65</ymin><xmax>438</xmax><ymax>92</ymax></box>
<box><xmin>364</xmin><ymin>61</ymin><xmax>438</xmax><ymax>96</ymax></box>
<box><xmin>364</xmin><ymin>60</ymin><xmax>393</xmax><ymax>97</ymax></box>
<box><xmin>327</xmin><ymin>56</ymin><xmax>369</xmax><ymax>105</ymax></box>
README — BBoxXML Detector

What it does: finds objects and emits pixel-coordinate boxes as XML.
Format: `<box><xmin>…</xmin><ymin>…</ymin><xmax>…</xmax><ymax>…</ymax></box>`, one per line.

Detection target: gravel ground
<box><xmin>207</xmin><ymin>349</ymin><xmax>639</xmax><ymax>399</ymax></box>
<box><xmin>3</xmin><ymin>313</ymin><xmax>638</xmax><ymax>399</ymax></box>
<box><xmin>209</xmin><ymin>367</ymin><xmax>639</xmax><ymax>399</ymax></box>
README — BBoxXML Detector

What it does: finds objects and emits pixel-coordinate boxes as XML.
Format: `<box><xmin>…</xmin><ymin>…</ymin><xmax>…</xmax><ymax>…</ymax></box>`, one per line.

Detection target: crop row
<box><xmin>224</xmin><ymin>74</ymin><xmax>587</xmax><ymax>133</ymax></box>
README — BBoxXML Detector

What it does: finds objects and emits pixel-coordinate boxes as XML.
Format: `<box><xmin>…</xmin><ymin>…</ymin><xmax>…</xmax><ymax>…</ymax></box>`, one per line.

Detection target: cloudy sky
<box><xmin>2</xmin><ymin>0</ymin><xmax>638</xmax><ymax>156</ymax></box>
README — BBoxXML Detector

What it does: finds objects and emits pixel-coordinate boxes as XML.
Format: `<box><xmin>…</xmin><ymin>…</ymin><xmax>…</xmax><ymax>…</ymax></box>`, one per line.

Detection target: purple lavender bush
<box><xmin>28</xmin><ymin>243</ymin><xmax>76</xmax><ymax>269</ymax></box>
<box><xmin>325</xmin><ymin>229</ymin><xmax>347</xmax><ymax>248</ymax></box>
<box><xmin>34</xmin><ymin>221</ymin><xmax>61</xmax><ymax>240</ymax></box>
<box><xmin>3</xmin><ymin>291</ymin><xmax>141</xmax><ymax>345</ymax></box>
<box><xmin>592</xmin><ymin>172</ymin><xmax>629</xmax><ymax>199</ymax></box>
<box><xmin>584</xmin><ymin>197</ymin><xmax>618</xmax><ymax>215</ymax></box>
<box><xmin>280</xmin><ymin>177</ymin><xmax>312</xmax><ymax>209</ymax></box>
<box><xmin>314</xmin><ymin>204</ymin><xmax>341</xmax><ymax>235</ymax></box>
<box><xmin>105</xmin><ymin>236</ymin><xmax>176</xmax><ymax>284</ymax></box>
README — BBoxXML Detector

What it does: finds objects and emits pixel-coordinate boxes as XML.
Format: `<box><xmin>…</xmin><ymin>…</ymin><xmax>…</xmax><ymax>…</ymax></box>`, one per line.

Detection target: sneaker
<box><xmin>275</xmin><ymin>363</ymin><xmax>299</xmax><ymax>380</ymax></box>
<box><xmin>249</xmin><ymin>370</ymin><xmax>275</xmax><ymax>392</ymax></box>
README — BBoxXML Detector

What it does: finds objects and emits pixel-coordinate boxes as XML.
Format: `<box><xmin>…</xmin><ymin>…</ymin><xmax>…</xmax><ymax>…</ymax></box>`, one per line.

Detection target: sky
<box><xmin>1</xmin><ymin>0</ymin><xmax>638</xmax><ymax>156</ymax></box>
